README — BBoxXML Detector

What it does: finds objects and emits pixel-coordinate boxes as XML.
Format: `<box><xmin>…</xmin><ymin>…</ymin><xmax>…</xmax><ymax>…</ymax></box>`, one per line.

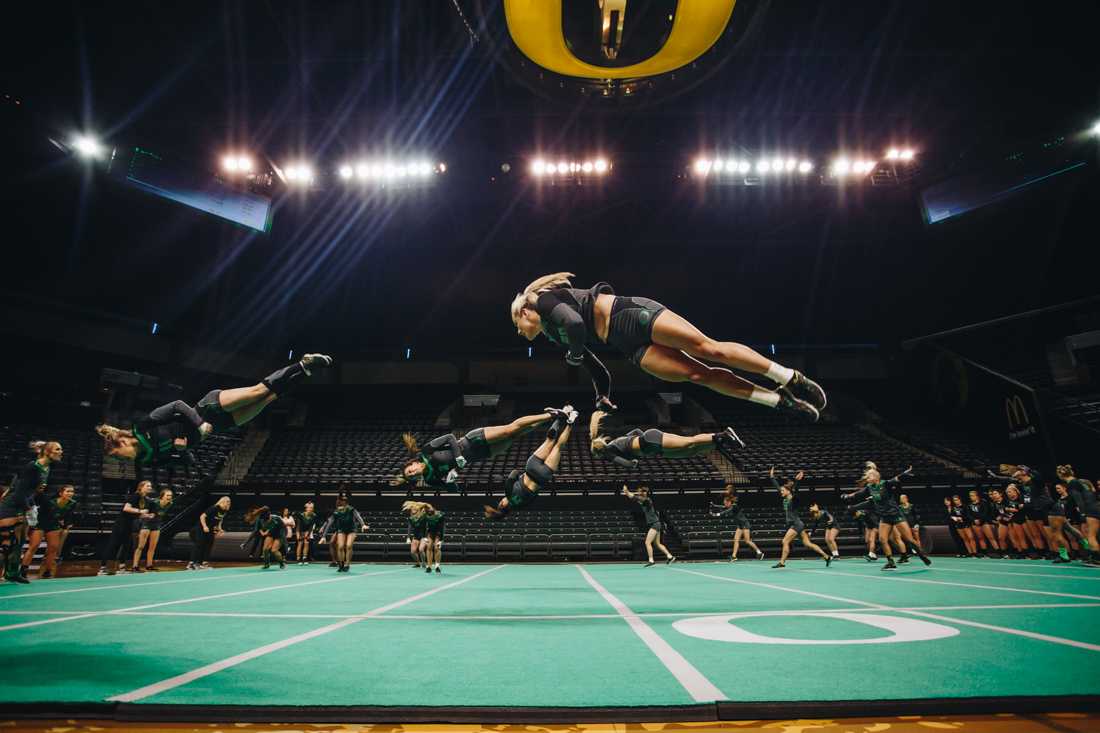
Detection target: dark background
<box><xmin>2</xmin><ymin>0</ymin><xmax>1097</xmax><ymax>360</ymax></box>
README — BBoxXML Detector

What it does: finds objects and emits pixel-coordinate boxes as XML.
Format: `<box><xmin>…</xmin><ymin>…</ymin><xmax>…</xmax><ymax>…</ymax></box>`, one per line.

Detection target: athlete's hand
<box><xmin>769</xmin><ymin>467</ymin><xmax>775</xmax><ymax>478</ymax></box>
<box><xmin>455</xmin><ymin>456</ymin><xmax>468</xmax><ymax>469</ymax></box>
<box><xmin>198</xmin><ymin>423</ymin><xmax>214</xmax><ymax>439</ymax></box>
<box><xmin>795</xmin><ymin>471</ymin><xmax>805</xmax><ymax>481</ymax></box>
<box><xmin>319</xmin><ymin>537</ymin><xmax>327</xmax><ymax>545</ymax></box>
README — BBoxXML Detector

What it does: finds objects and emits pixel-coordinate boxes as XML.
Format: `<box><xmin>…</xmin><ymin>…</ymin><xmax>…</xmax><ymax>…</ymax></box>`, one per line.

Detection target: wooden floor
<box><xmin>3</xmin><ymin>713</ymin><xmax>1098</xmax><ymax>733</ymax></box>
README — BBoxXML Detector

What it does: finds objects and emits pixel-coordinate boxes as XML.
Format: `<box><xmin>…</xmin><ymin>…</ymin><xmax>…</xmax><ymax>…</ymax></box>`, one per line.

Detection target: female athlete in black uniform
<box><xmin>249</xmin><ymin>507</ymin><xmax>288</xmax><ymax>569</ymax></box>
<box><xmin>295</xmin><ymin>501</ymin><xmax>318</xmax><ymax>564</ymax></box>
<box><xmin>988</xmin><ymin>489</ymin><xmax>1016</xmax><ymax>558</ymax></box>
<box><xmin>188</xmin><ymin>496</ymin><xmax>230</xmax><ymax>570</ymax></box>
<box><xmin>319</xmin><ymin>500</ymin><xmax>367</xmax><ymax>572</ymax></box>
<box><xmin>403</xmin><ymin>502</ymin><xmax>429</xmax><ymax>568</ymax></box>
<box><xmin>770</xmin><ymin>468</ymin><xmax>832</xmax><ymax>568</ymax></box>
<box><xmin>510</xmin><ymin>273</ymin><xmax>825</xmax><ymax>420</ymax></box>
<box><xmin>989</xmin><ymin>465</ymin><xmax>1054</xmax><ymax>558</ymax></box>
<box><xmin>96</xmin><ymin>355</ymin><xmax>333</xmax><ymax>466</ymax></box>
<box><xmin>622</xmin><ymin>485</ymin><xmax>675</xmax><ymax>566</ymax></box>
<box><xmin>1057</xmin><ymin>465</ymin><xmax>1100</xmax><ymax>565</ymax></box>
<box><xmin>590</xmin><ymin>410</ymin><xmax>744</xmax><ymax>468</ymax></box>
<box><xmin>26</xmin><ymin>484</ymin><xmax>77</xmax><ymax>579</ymax></box>
<box><xmin>485</xmin><ymin>409</ymin><xmax>579</xmax><ymax>520</ymax></box>
<box><xmin>98</xmin><ymin>480</ymin><xmax>155</xmax><ymax>575</ymax></box>
<box><xmin>133</xmin><ymin>488</ymin><xmax>173</xmax><ymax>571</ymax></box>
<box><xmin>899</xmin><ymin>494</ymin><xmax>922</xmax><ymax>552</ymax></box>
<box><xmin>807</xmin><ymin>502</ymin><xmax>840</xmax><ymax>559</ymax></box>
<box><xmin>395</xmin><ymin>407</ymin><xmax>569</xmax><ymax>488</ymax></box>
<box><xmin>843</xmin><ymin>465</ymin><xmax>930</xmax><ymax>571</ymax></box>
<box><xmin>943</xmin><ymin>496</ymin><xmax>967</xmax><ymax>556</ymax></box>
<box><xmin>1</xmin><ymin>441</ymin><xmax>63</xmax><ymax>583</ymax></box>
<box><xmin>1049</xmin><ymin>482</ymin><xmax>1086</xmax><ymax>562</ymax></box>
<box><xmin>950</xmin><ymin>495</ymin><xmax>978</xmax><ymax>557</ymax></box>
<box><xmin>851</xmin><ymin>505</ymin><xmax>880</xmax><ymax>561</ymax></box>
<box><xmin>709</xmin><ymin>487</ymin><xmax>764</xmax><ymax>561</ymax></box>
<box><xmin>964</xmin><ymin>490</ymin><xmax>996</xmax><ymax>556</ymax></box>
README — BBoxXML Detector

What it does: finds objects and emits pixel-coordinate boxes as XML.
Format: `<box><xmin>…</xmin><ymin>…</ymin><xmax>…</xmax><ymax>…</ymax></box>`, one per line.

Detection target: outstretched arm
<box><xmin>582</xmin><ymin>348</ymin><xmax>613</xmax><ymax>406</ymax></box>
<box><xmin>621</xmin><ymin>484</ymin><xmax>637</xmax><ymax>500</ymax></box>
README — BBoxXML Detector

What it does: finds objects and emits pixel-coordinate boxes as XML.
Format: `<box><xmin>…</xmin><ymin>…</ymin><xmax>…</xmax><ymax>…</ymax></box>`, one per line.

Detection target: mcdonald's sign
<box><xmin>504</xmin><ymin>0</ymin><xmax>738</xmax><ymax>80</ymax></box>
<box><xmin>1005</xmin><ymin>394</ymin><xmax>1037</xmax><ymax>439</ymax></box>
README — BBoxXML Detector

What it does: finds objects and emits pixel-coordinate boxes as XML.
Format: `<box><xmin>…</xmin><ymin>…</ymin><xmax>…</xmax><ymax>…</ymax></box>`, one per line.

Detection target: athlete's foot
<box><xmin>824</xmin><ymin>556</ymin><xmax>832</xmax><ymax>567</ymax></box>
<box><xmin>425</xmin><ymin>566</ymin><xmax>432</xmax><ymax>573</ymax></box>
<box><xmin>898</xmin><ymin>555</ymin><xmax>909</xmax><ymax>564</ymax></box>
<box><xmin>919</xmin><ymin>553</ymin><xmax>932</xmax><ymax>566</ymax></box>
<box><xmin>40</xmin><ymin>570</ymin><xmax>53</xmax><ymax>579</ymax></box>
<box><xmin>756</xmin><ymin>550</ymin><xmax>765</xmax><ymax>560</ymax></box>
<box><xmin>715</xmin><ymin>426</ymin><xmax>746</xmax><ymax>452</ymax></box>
<box><xmin>435</xmin><ymin>566</ymin><xmax>441</xmax><ymax>573</ymax></box>
<box><xmin>185</xmin><ymin>562</ymin><xmax>196</xmax><ymax>571</ymax></box>
<box><xmin>8</xmin><ymin>575</ymin><xmax>29</xmax><ymax>584</ymax></box>
<box><xmin>729</xmin><ymin>556</ymin><xmax>738</xmax><ymax>562</ymax></box>
<box><xmin>666</xmin><ymin>556</ymin><xmax>677</xmax><ymax>565</ymax></box>
<box><xmin>132</xmin><ymin>566</ymin><xmax>144</xmax><ymax>573</ymax></box>
<box><xmin>279</xmin><ymin>560</ymin><xmax>286</xmax><ymax>569</ymax></box>
<box><xmin>300</xmin><ymin>353</ymin><xmax>334</xmax><ymax>376</ymax></box>
<box><xmin>262</xmin><ymin>562</ymin><xmax>271</xmax><ymax>569</ymax></box>
<box><xmin>644</xmin><ymin>560</ymin><xmax>656</xmax><ymax>567</ymax></box>
<box><xmin>787</xmin><ymin>371</ymin><xmax>827</xmax><ymax>411</ymax></box>
<box><xmin>882</xmin><ymin>560</ymin><xmax>897</xmax><ymax>571</ymax></box>
<box><xmin>543</xmin><ymin>405</ymin><xmax>571</xmax><ymax>419</ymax></box>
<box><xmin>776</xmin><ymin>388</ymin><xmax>820</xmax><ymax>422</ymax></box>
<box><xmin>329</xmin><ymin>561</ymin><xmax>339</xmax><ymax>567</ymax></box>
<box><xmin>566</xmin><ymin>408</ymin><xmax>580</xmax><ymax>425</ymax></box>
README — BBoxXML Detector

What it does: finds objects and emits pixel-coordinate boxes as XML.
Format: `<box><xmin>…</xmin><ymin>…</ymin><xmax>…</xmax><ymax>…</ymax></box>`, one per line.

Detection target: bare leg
<box><xmin>644</xmin><ymin>528</ymin><xmax>657</xmax><ymax>563</ymax></box>
<box><xmin>540</xmin><ymin>423</ymin><xmax>573</xmax><ymax>472</ymax></box>
<box><xmin>42</xmin><ymin>530</ymin><xmax>62</xmax><ymax>576</ymax></box>
<box><xmin>482</xmin><ymin>414</ymin><xmax>554</xmax><ymax>450</ymax></box>
<box><xmin>878</xmin><ymin>525</ymin><xmax>893</xmax><ymax>559</ymax></box>
<box><xmin>779</xmin><ymin>528</ymin><xmax>797</xmax><ymax>564</ymax></box>
<box><xmin>20</xmin><ymin>528</ymin><xmax>44</xmax><ymax>569</ymax></box>
<box><xmin>800</xmin><ymin>531</ymin><xmax>830</xmax><ymax>559</ymax></box>
<box><xmin>653</xmin><ymin>531</ymin><xmax>673</xmax><ymax>560</ymax></box>
<box><xmin>343</xmin><ymin>533</ymin><xmax>357</xmax><ymax>567</ymax></box>
<box><xmin>146</xmin><ymin>530</ymin><xmax>161</xmax><ymax>567</ymax></box>
<box><xmin>132</xmin><ymin>529</ymin><xmax>149</xmax><ymax>569</ymax></box>
<box><xmin>650</xmin><ymin>310</ymin><xmax>779</xmax><ymax>377</ymax></box>
<box><xmin>230</xmin><ymin>393</ymin><xmax>278</xmax><ymax>427</ymax></box>
<box><xmin>217</xmin><ymin>383</ymin><xmax>272</xmax><ymax>412</ymax></box>
<box><xmin>741</xmin><ymin>529</ymin><xmax>762</xmax><ymax>555</ymax></box>
<box><xmin>659</xmin><ymin>432</ymin><xmax>718</xmax><ymax>459</ymax></box>
<box><xmin>731</xmin><ymin>528</ymin><xmax>741</xmax><ymax>559</ymax></box>
<box><xmin>640</xmin><ymin>344</ymin><xmax>762</xmax><ymax>401</ymax></box>
<box><xmin>825</xmin><ymin>528</ymin><xmax>840</xmax><ymax>555</ymax></box>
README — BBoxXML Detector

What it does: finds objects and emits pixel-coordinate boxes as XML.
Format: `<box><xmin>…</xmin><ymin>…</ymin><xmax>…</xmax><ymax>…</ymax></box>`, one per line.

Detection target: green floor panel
<box><xmin>3</xmin><ymin>560</ymin><xmax>1098</xmax><ymax>709</ymax></box>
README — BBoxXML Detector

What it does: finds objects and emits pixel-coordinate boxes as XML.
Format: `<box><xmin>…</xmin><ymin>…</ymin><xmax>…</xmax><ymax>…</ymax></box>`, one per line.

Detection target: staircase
<box><xmin>857</xmin><ymin>423</ymin><xmax>977</xmax><ymax>479</ymax></box>
<box><xmin>217</xmin><ymin>427</ymin><xmax>270</xmax><ymax>486</ymax></box>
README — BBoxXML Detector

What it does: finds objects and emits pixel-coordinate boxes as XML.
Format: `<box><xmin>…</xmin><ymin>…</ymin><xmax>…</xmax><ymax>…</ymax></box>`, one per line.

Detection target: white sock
<box><xmin>748</xmin><ymin>388</ymin><xmax>780</xmax><ymax>408</ymax></box>
<box><xmin>764</xmin><ymin>362</ymin><xmax>794</xmax><ymax>386</ymax></box>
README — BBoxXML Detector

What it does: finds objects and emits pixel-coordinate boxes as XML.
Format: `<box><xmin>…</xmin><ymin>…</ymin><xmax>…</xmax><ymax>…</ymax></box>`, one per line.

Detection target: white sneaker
<box><xmin>116</xmin><ymin>567</ymin><xmax>130</xmax><ymax>574</ymax></box>
<box><xmin>97</xmin><ymin>567</ymin><xmax>109</xmax><ymax>576</ymax></box>
<box><xmin>199</xmin><ymin>562</ymin><xmax>212</xmax><ymax>570</ymax></box>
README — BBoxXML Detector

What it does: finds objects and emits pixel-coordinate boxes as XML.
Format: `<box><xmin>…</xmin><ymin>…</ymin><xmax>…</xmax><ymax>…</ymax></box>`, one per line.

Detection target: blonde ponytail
<box><xmin>401</xmin><ymin>432</ymin><xmax>420</xmax><ymax>456</ymax></box>
<box><xmin>28</xmin><ymin>441</ymin><xmax>47</xmax><ymax>455</ymax></box>
<box><xmin>510</xmin><ymin>272</ymin><xmax>576</xmax><ymax>323</ymax></box>
<box><xmin>402</xmin><ymin>500</ymin><xmax>431</xmax><ymax>519</ymax></box>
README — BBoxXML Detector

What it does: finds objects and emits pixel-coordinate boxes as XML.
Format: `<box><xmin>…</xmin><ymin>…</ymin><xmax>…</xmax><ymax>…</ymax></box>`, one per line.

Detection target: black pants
<box><xmin>190</xmin><ymin>527</ymin><xmax>215</xmax><ymax>564</ymax></box>
<box><xmin>101</xmin><ymin>520</ymin><xmax>136</xmax><ymax>566</ymax></box>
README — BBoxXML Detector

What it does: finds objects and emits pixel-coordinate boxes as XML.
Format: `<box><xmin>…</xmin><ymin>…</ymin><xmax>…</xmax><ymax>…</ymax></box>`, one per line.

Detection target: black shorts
<box><xmin>787</xmin><ymin>519</ymin><xmax>805</xmax><ymax>535</ymax></box>
<box><xmin>734</xmin><ymin>518</ymin><xmax>752</xmax><ymax>531</ymax></box>
<box><xmin>878</xmin><ymin>511</ymin><xmax>904</xmax><ymax>526</ymax></box>
<box><xmin>647</xmin><ymin>521</ymin><xmax>663</xmax><ymax>533</ymax></box>
<box><xmin>427</xmin><ymin>528</ymin><xmax>444</xmax><ymax>541</ymax></box>
<box><xmin>524</xmin><ymin>455</ymin><xmax>555</xmax><ymax>488</ymax></box>
<box><xmin>410</xmin><ymin>528</ymin><xmax>426</xmax><ymax>540</ymax></box>
<box><xmin>196</xmin><ymin>390</ymin><xmax>236</xmax><ymax>431</ymax></box>
<box><xmin>461</xmin><ymin>429</ymin><xmax>493</xmax><ymax>462</ymax></box>
<box><xmin>139</xmin><ymin>519</ymin><xmax>163</xmax><ymax>532</ymax></box>
<box><xmin>639</xmin><ymin>429</ymin><xmax>663</xmax><ymax>456</ymax></box>
<box><xmin>607</xmin><ymin>296</ymin><xmax>667</xmax><ymax>365</ymax></box>
<box><xmin>509</xmin><ymin>479</ymin><xmax>539</xmax><ymax>509</ymax></box>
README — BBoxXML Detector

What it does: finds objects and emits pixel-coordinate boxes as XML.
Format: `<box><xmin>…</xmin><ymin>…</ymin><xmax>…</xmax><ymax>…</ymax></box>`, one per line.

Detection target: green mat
<box><xmin>1</xmin><ymin>558</ymin><xmax>1098</xmax><ymax>708</ymax></box>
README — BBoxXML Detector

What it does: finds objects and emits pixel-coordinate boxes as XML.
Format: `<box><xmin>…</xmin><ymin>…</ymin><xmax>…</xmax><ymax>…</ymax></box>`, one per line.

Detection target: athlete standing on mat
<box><xmin>843</xmin><ymin>466</ymin><xmax>930</xmax><ymax>571</ymax></box>
<box><xmin>320</xmin><ymin>500</ymin><xmax>367</xmax><ymax>572</ymax></box>
<box><xmin>899</xmin><ymin>494</ymin><xmax>923</xmax><ymax>552</ymax></box>
<box><xmin>989</xmin><ymin>465</ymin><xmax>1054</xmax><ymax>558</ymax></box>
<box><xmin>424</xmin><ymin>504</ymin><xmax>446</xmax><ymax>573</ymax></box>
<box><xmin>189</xmin><ymin>496</ymin><xmax>230</xmax><ymax>570</ymax></box>
<box><xmin>295</xmin><ymin>501</ymin><xmax>318</xmax><ymax>564</ymax></box>
<box><xmin>485</xmin><ymin>409</ymin><xmax>578</xmax><ymax>520</ymax></box>
<box><xmin>133</xmin><ymin>488</ymin><xmax>173</xmax><ymax>571</ymax></box>
<box><xmin>510</xmin><ymin>273</ymin><xmax>825</xmax><ymax>420</ymax></box>
<box><xmin>807</xmin><ymin>502</ymin><xmax>840</xmax><ymax>559</ymax></box>
<box><xmin>590</xmin><ymin>410</ymin><xmax>745</xmax><ymax>468</ymax></box>
<box><xmin>1057</xmin><ymin>465</ymin><xmax>1100</xmax><ymax>565</ymax></box>
<box><xmin>1</xmin><ymin>441</ymin><xmax>62</xmax><ymax>584</ymax></box>
<box><xmin>950</xmin><ymin>495</ymin><xmax>978</xmax><ymax>557</ymax></box>
<box><xmin>394</xmin><ymin>407</ymin><xmax>569</xmax><ymax>488</ymax></box>
<box><xmin>770</xmin><ymin>468</ymin><xmax>832</xmax><ymax>569</ymax></box>
<box><xmin>98</xmin><ymin>480</ymin><xmax>154</xmax><ymax>576</ymax></box>
<box><xmin>709</xmin><ymin>487</ymin><xmax>764</xmax><ymax>561</ymax></box>
<box><xmin>965</xmin><ymin>489</ymin><xmax>999</xmax><ymax>557</ymax></box>
<box><xmin>29</xmin><ymin>484</ymin><xmax>76</xmax><ymax>579</ymax></box>
<box><xmin>96</xmin><ymin>355</ymin><xmax>333</xmax><ymax>466</ymax></box>
<box><xmin>622</xmin><ymin>485</ymin><xmax>675</xmax><ymax>567</ymax></box>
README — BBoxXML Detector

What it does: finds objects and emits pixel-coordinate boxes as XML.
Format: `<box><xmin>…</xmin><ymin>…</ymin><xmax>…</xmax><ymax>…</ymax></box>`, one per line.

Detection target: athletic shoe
<box><xmin>305</xmin><ymin>560</ymin><xmax>311</xmax><ymax>565</ymax></box>
<box><xmin>40</xmin><ymin>570</ymin><xmax>53</xmax><ymax>579</ymax></box>
<box><xmin>279</xmin><ymin>560</ymin><xmax>286</xmax><ymax>569</ymax></box>
<box><xmin>787</xmin><ymin>371</ymin><xmax>827</xmax><ymax>411</ymax></box>
<box><xmin>199</xmin><ymin>562</ymin><xmax>212</xmax><ymax>570</ymax></box>
<box><xmin>865</xmin><ymin>554</ymin><xmax>877</xmax><ymax>562</ymax></box>
<box><xmin>543</xmin><ymin>406</ymin><xmax>571</xmax><ymax>419</ymax></box>
<box><xmin>412</xmin><ymin>563</ymin><xmax>420</xmax><ymax>568</ymax></box>
<box><xmin>898</xmin><ymin>555</ymin><xmax>909</xmax><ymax>564</ymax></box>
<box><xmin>756</xmin><ymin>550</ymin><xmax>765</xmax><ymax>560</ymax></box>
<box><xmin>772</xmin><ymin>562</ymin><xmax>786</xmax><ymax>568</ymax></box>
<box><xmin>132</xmin><ymin>566</ymin><xmax>144</xmax><ymax>573</ymax></box>
<box><xmin>116</xmin><ymin>567</ymin><xmax>129</xmax><ymax>575</ymax></box>
<box><xmin>146</xmin><ymin>566</ymin><xmax>159</xmax><ymax>572</ymax></box>
<box><xmin>566</xmin><ymin>408</ymin><xmax>580</xmax><ymax>425</ymax></box>
<box><xmin>330</xmin><ymin>561</ymin><xmax>339</xmax><ymax>567</ymax></box>
<box><xmin>1052</xmin><ymin>556</ymin><xmax>1071</xmax><ymax>564</ymax></box>
<box><xmin>8</xmin><ymin>575</ymin><xmax>29</xmax><ymax>584</ymax></box>
<box><xmin>777</xmin><ymin>388</ymin><xmax>820</xmax><ymax>422</ymax></box>
<box><xmin>300</xmin><ymin>354</ymin><xmax>334</xmax><ymax>376</ymax></box>
<box><xmin>97</xmin><ymin>567</ymin><xmax>109</xmax><ymax>576</ymax></box>
<box><xmin>262</xmin><ymin>562</ymin><xmax>270</xmax><ymax>569</ymax></box>
<box><xmin>644</xmin><ymin>561</ymin><xmax>656</xmax><ymax>567</ymax></box>
<box><xmin>185</xmin><ymin>562</ymin><xmax>196</xmax><ymax>571</ymax></box>
<box><xmin>882</xmin><ymin>561</ymin><xmax>897</xmax><ymax>571</ymax></box>
<box><xmin>919</xmin><ymin>553</ymin><xmax>932</xmax><ymax>566</ymax></box>
<box><xmin>425</xmin><ymin>566</ymin><xmax>432</xmax><ymax>573</ymax></box>
<box><xmin>340</xmin><ymin>565</ymin><xmax>350</xmax><ymax>573</ymax></box>
<box><xmin>824</xmin><ymin>556</ymin><xmax>832</xmax><ymax>567</ymax></box>
<box><xmin>435</xmin><ymin>566</ymin><xmax>441</xmax><ymax>573</ymax></box>
<box><xmin>666</xmin><ymin>556</ymin><xmax>677</xmax><ymax>565</ymax></box>
<box><xmin>715</xmin><ymin>427</ymin><xmax>746</xmax><ymax>451</ymax></box>
<box><xmin>728</xmin><ymin>556</ymin><xmax>737</xmax><ymax>562</ymax></box>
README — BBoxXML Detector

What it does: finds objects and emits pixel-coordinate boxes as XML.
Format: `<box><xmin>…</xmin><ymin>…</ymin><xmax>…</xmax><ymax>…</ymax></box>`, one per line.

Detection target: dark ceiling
<box><xmin>1</xmin><ymin>1</ymin><xmax>1097</xmax><ymax>358</ymax></box>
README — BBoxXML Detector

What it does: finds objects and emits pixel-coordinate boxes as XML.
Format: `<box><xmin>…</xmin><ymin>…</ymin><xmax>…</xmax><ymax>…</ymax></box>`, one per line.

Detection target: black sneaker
<box><xmin>772</xmin><ymin>562</ymin><xmax>786</xmax><ymax>568</ymax></box>
<box><xmin>435</xmin><ymin>566</ymin><xmax>441</xmax><ymax>573</ymax></box>
<box><xmin>898</xmin><ymin>555</ymin><xmax>909</xmax><ymax>564</ymax></box>
<box><xmin>756</xmin><ymin>550</ymin><xmax>765</xmax><ymax>560</ymax></box>
<box><xmin>8</xmin><ymin>575</ymin><xmax>30</xmax><ymax>584</ymax></box>
<box><xmin>666</xmin><ymin>556</ymin><xmax>677</xmax><ymax>565</ymax></box>
<box><xmin>644</xmin><ymin>561</ymin><xmax>656</xmax><ymax>568</ymax></box>
<box><xmin>882</xmin><ymin>561</ymin><xmax>896</xmax><ymax>571</ymax></box>
<box><xmin>919</xmin><ymin>553</ymin><xmax>932</xmax><ymax>566</ymax></box>
<box><xmin>279</xmin><ymin>560</ymin><xmax>286</xmax><ymax>569</ymax></box>
<box><xmin>824</xmin><ymin>556</ymin><xmax>832</xmax><ymax>567</ymax></box>
<box><xmin>777</xmin><ymin>388</ymin><xmax>820</xmax><ymax>422</ymax></box>
<box><xmin>787</xmin><ymin>371</ymin><xmax>827</xmax><ymax>411</ymax></box>
<box><xmin>425</xmin><ymin>566</ymin><xmax>432</xmax><ymax>573</ymax></box>
<box><xmin>40</xmin><ymin>570</ymin><xmax>53</xmax><ymax>579</ymax></box>
<box><xmin>715</xmin><ymin>427</ymin><xmax>746</xmax><ymax>451</ymax></box>
<box><xmin>329</xmin><ymin>561</ymin><xmax>338</xmax><ymax>567</ymax></box>
<box><xmin>262</xmin><ymin>562</ymin><xmax>271</xmax><ymax>569</ymax></box>
<box><xmin>412</xmin><ymin>563</ymin><xmax>420</xmax><ymax>568</ymax></box>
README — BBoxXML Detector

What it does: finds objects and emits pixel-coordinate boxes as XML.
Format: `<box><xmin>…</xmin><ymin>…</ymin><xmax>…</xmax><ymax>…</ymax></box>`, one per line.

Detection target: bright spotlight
<box><xmin>593</xmin><ymin>158</ymin><xmax>609</xmax><ymax>173</ymax></box>
<box><xmin>756</xmin><ymin>160</ymin><xmax>770</xmax><ymax>173</ymax></box>
<box><xmin>222</xmin><ymin>156</ymin><xmax>239</xmax><ymax>172</ymax></box>
<box><xmin>338</xmin><ymin>164</ymin><xmax>353</xmax><ymax>180</ymax></box>
<box><xmin>771</xmin><ymin>158</ymin><xmax>784</xmax><ymax>172</ymax></box>
<box><xmin>438</xmin><ymin>162</ymin><xmax>447</xmax><ymax>173</ymax></box>
<box><xmin>900</xmin><ymin>149</ymin><xmax>915</xmax><ymax>161</ymax></box>
<box><xmin>285</xmin><ymin>164</ymin><xmax>314</xmax><ymax>184</ymax></box>
<box><xmin>694</xmin><ymin>158</ymin><xmax>710</xmax><ymax>175</ymax></box>
<box><xmin>532</xmin><ymin>159</ymin><xmax>546</xmax><ymax>176</ymax></box>
<box><xmin>582</xmin><ymin>161</ymin><xmax>593</xmax><ymax>173</ymax></box>
<box><xmin>557</xmin><ymin>161</ymin><xmax>568</xmax><ymax>175</ymax></box>
<box><xmin>72</xmin><ymin>134</ymin><xmax>104</xmax><ymax>159</ymax></box>
<box><xmin>569</xmin><ymin>162</ymin><xmax>579</xmax><ymax>173</ymax></box>
<box><xmin>798</xmin><ymin>160</ymin><xmax>813</xmax><ymax>173</ymax></box>
<box><xmin>832</xmin><ymin>158</ymin><xmax>851</xmax><ymax>175</ymax></box>
<box><xmin>738</xmin><ymin>161</ymin><xmax>751</xmax><ymax>174</ymax></box>
<box><xmin>419</xmin><ymin>162</ymin><xmax>432</xmax><ymax>177</ymax></box>
<box><xmin>1091</xmin><ymin>120</ymin><xmax>1100</xmax><ymax>135</ymax></box>
<box><xmin>712</xmin><ymin>160</ymin><xmax>725</xmax><ymax>173</ymax></box>
<box><xmin>785</xmin><ymin>158</ymin><xmax>796</xmax><ymax>172</ymax></box>
<box><xmin>237</xmin><ymin>157</ymin><xmax>253</xmax><ymax>173</ymax></box>
<box><xmin>370</xmin><ymin>163</ymin><xmax>384</xmax><ymax>179</ymax></box>
<box><xmin>356</xmin><ymin>163</ymin><xmax>369</xmax><ymax>180</ymax></box>
<box><xmin>886</xmin><ymin>149</ymin><xmax>900</xmax><ymax>160</ymax></box>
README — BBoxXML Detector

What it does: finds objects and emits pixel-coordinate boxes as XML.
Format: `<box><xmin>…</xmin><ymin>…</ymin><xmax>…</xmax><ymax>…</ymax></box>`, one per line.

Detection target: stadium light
<box><xmin>831</xmin><ymin>158</ymin><xmax>851</xmax><ymax>176</ymax></box>
<box><xmin>71</xmin><ymin>134</ymin><xmax>104</xmax><ymax>159</ymax></box>
<box><xmin>899</xmin><ymin>149</ymin><xmax>915</xmax><ymax>161</ymax></box>
<box><xmin>1091</xmin><ymin>120</ymin><xmax>1100</xmax><ymax>136</ymax></box>
<box><xmin>694</xmin><ymin>158</ymin><xmax>710</xmax><ymax>175</ymax></box>
<box><xmin>593</xmin><ymin>158</ymin><xmax>609</xmax><ymax>173</ymax></box>
<box><xmin>338</xmin><ymin>164</ymin><xmax>353</xmax><ymax>180</ymax></box>
<box><xmin>284</xmin><ymin>163</ymin><xmax>314</xmax><ymax>185</ymax></box>
<box><xmin>738</xmin><ymin>161</ymin><xmax>751</xmax><ymax>174</ymax></box>
<box><xmin>798</xmin><ymin>160</ymin><xmax>813</xmax><ymax>173</ymax></box>
<box><xmin>756</xmin><ymin>160</ymin><xmax>770</xmax><ymax>173</ymax></box>
<box><xmin>222</xmin><ymin>154</ymin><xmax>253</xmax><ymax>174</ymax></box>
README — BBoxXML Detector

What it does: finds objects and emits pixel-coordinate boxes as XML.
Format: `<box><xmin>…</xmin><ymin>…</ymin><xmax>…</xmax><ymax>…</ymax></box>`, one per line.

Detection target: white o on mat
<box><xmin>673</xmin><ymin>611</ymin><xmax>959</xmax><ymax>645</ymax></box>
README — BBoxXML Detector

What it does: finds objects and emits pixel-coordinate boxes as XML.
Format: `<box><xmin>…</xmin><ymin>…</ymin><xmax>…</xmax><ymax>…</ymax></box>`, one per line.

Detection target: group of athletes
<box><xmin>2</xmin><ymin>273</ymin><xmax>1096</xmax><ymax>578</ymax></box>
